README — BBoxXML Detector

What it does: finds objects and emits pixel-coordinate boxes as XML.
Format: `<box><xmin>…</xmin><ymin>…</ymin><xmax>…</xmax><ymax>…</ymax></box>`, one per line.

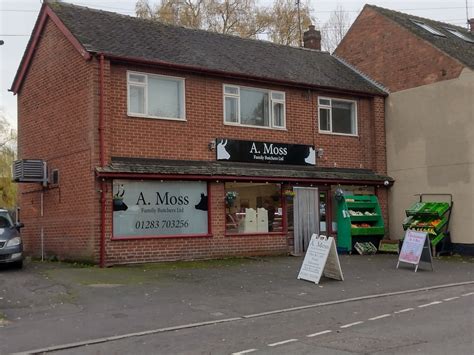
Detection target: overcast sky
<box><xmin>1</xmin><ymin>0</ymin><xmax>472</xmax><ymax>129</ymax></box>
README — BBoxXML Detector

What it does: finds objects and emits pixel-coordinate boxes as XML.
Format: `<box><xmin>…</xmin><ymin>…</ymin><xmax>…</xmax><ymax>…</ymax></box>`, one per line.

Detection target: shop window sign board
<box><xmin>298</xmin><ymin>234</ymin><xmax>344</xmax><ymax>284</ymax></box>
<box><xmin>397</xmin><ymin>229</ymin><xmax>433</xmax><ymax>272</ymax></box>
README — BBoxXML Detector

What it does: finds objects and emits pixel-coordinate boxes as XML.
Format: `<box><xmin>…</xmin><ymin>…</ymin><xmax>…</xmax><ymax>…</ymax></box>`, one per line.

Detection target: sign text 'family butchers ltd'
<box><xmin>216</xmin><ymin>138</ymin><xmax>316</xmax><ymax>166</ymax></box>
<box><xmin>112</xmin><ymin>180</ymin><xmax>208</xmax><ymax>238</ymax></box>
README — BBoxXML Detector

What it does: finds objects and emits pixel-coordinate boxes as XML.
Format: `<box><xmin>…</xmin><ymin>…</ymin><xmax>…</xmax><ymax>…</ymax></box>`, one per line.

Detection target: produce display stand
<box><xmin>402</xmin><ymin>193</ymin><xmax>453</xmax><ymax>256</ymax></box>
<box><xmin>336</xmin><ymin>195</ymin><xmax>385</xmax><ymax>253</ymax></box>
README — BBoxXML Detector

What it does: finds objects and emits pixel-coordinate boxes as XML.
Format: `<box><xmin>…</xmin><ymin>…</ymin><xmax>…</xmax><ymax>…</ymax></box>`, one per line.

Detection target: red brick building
<box><xmin>335</xmin><ymin>5</ymin><xmax>474</xmax><ymax>254</ymax></box>
<box><xmin>11</xmin><ymin>2</ymin><xmax>391</xmax><ymax>265</ymax></box>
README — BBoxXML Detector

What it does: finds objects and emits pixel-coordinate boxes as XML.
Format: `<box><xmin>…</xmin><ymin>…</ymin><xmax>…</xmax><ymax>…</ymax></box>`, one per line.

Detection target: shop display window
<box><xmin>225</xmin><ymin>182</ymin><xmax>283</xmax><ymax>234</ymax></box>
<box><xmin>113</xmin><ymin>180</ymin><xmax>208</xmax><ymax>239</ymax></box>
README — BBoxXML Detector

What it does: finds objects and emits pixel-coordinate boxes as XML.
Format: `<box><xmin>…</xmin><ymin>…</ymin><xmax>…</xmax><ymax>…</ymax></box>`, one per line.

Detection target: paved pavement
<box><xmin>0</xmin><ymin>254</ymin><xmax>473</xmax><ymax>354</ymax></box>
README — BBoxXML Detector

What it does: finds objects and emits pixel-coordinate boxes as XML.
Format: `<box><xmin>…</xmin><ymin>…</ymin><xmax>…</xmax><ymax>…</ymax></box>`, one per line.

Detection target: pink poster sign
<box><xmin>399</xmin><ymin>230</ymin><xmax>428</xmax><ymax>265</ymax></box>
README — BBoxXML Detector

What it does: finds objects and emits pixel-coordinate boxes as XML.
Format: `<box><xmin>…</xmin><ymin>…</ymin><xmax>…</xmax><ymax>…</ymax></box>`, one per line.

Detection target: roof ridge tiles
<box><xmin>366</xmin><ymin>4</ymin><xmax>473</xmax><ymax>35</ymax></box>
<box><xmin>49</xmin><ymin>1</ymin><xmax>332</xmax><ymax>56</ymax></box>
<box><xmin>332</xmin><ymin>55</ymin><xmax>389</xmax><ymax>94</ymax></box>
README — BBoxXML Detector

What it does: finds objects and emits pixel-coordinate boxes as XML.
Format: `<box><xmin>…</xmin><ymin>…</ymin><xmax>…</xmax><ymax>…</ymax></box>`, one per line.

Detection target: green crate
<box><xmin>351</xmin><ymin>226</ymin><xmax>385</xmax><ymax>235</ymax></box>
<box><xmin>431</xmin><ymin>233</ymin><xmax>446</xmax><ymax>247</ymax></box>
<box><xmin>349</xmin><ymin>215</ymin><xmax>380</xmax><ymax>222</ymax></box>
<box><xmin>433</xmin><ymin>203</ymin><xmax>450</xmax><ymax>217</ymax></box>
<box><xmin>405</xmin><ymin>202</ymin><xmax>425</xmax><ymax>216</ymax></box>
<box><xmin>434</xmin><ymin>216</ymin><xmax>448</xmax><ymax>233</ymax></box>
<box><xmin>378</xmin><ymin>240</ymin><xmax>400</xmax><ymax>254</ymax></box>
<box><xmin>346</xmin><ymin>202</ymin><xmax>377</xmax><ymax>209</ymax></box>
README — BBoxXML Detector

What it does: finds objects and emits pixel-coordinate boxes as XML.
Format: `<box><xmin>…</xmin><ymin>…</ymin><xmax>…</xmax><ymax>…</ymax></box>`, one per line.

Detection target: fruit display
<box><xmin>402</xmin><ymin>196</ymin><xmax>452</xmax><ymax>255</ymax></box>
<box><xmin>349</xmin><ymin>210</ymin><xmax>377</xmax><ymax>216</ymax></box>
<box><xmin>337</xmin><ymin>194</ymin><xmax>385</xmax><ymax>253</ymax></box>
<box><xmin>403</xmin><ymin>215</ymin><xmax>447</xmax><ymax>235</ymax></box>
<box><xmin>351</xmin><ymin>223</ymin><xmax>372</xmax><ymax>228</ymax></box>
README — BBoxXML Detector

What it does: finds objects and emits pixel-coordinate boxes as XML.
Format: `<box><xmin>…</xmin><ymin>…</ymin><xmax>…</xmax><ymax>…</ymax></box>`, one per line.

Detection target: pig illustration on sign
<box><xmin>217</xmin><ymin>139</ymin><xmax>231</xmax><ymax>160</ymax></box>
<box><xmin>305</xmin><ymin>147</ymin><xmax>316</xmax><ymax>165</ymax></box>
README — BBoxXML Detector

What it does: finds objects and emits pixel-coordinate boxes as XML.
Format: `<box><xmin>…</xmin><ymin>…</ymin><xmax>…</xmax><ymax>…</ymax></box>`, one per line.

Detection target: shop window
<box><xmin>127</xmin><ymin>71</ymin><xmax>185</xmax><ymax>121</ymax></box>
<box><xmin>112</xmin><ymin>180</ymin><xmax>208</xmax><ymax>239</ymax></box>
<box><xmin>223</xmin><ymin>85</ymin><xmax>285</xmax><ymax>129</ymax></box>
<box><xmin>225</xmin><ymin>182</ymin><xmax>283</xmax><ymax>234</ymax></box>
<box><xmin>318</xmin><ymin>97</ymin><xmax>357</xmax><ymax>136</ymax></box>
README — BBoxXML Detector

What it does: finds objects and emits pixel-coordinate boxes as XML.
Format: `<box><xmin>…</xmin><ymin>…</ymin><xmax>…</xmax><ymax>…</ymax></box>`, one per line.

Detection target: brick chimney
<box><xmin>468</xmin><ymin>18</ymin><xmax>474</xmax><ymax>33</ymax></box>
<box><xmin>303</xmin><ymin>25</ymin><xmax>321</xmax><ymax>50</ymax></box>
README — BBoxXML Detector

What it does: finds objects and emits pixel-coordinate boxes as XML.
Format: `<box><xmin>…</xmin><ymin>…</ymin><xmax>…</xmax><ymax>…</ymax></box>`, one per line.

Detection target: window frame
<box><xmin>444</xmin><ymin>28</ymin><xmax>474</xmax><ymax>43</ymax></box>
<box><xmin>223</xmin><ymin>84</ymin><xmax>286</xmax><ymax>130</ymax></box>
<box><xmin>411</xmin><ymin>20</ymin><xmax>446</xmax><ymax>37</ymax></box>
<box><xmin>318</xmin><ymin>97</ymin><xmax>358</xmax><ymax>137</ymax></box>
<box><xmin>127</xmin><ymin>71</ymin><xmax>186</xmax><ymax>121</ymax></box>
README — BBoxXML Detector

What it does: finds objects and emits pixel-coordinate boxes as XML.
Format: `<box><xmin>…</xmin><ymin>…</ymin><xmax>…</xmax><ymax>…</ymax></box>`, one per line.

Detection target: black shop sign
<box><xmin>216</xmin><ymin>138</ymin><xmax>316</xmax><ymax>166</ymax></box>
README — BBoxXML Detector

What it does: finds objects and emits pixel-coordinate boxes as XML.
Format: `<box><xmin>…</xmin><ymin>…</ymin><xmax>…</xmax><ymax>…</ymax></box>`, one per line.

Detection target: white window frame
<box><xmin>318</xmin><ymin>97</ymin><xmax>358</xmax><ymax>137</ymax></box>
<box><xmin>127</xmin><ymin>71</ymin><xmax>186</xmax><ymax>121</ymax></box>
<box><xmin>444</xmin><ymin>28</ymin><xmax>474</xmax><ymax>43</ymax></box>
<box><xmin>223</xmin><ymin>84</ymin><xmax>286</xmax><ymax>130</ymax></box>
<box><xmin>411</xmin><ymin>20</ymin><xmax>446</xmax><ymax>37</ymax></box>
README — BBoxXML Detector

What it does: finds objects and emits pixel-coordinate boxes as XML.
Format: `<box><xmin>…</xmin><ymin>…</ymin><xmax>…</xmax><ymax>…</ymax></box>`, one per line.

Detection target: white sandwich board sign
<box><xmin>298</xmin><ymin>234</ymin><xmax>344</xmax><ymax>284</ymax></box>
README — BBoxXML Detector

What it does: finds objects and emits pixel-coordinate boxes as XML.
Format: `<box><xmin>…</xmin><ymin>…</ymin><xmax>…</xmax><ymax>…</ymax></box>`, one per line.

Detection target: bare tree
<box><xmin>321</xmin><ymin>5</ymin><xmax>351</xmax><ymax>53</ymax></box>
<box><xmin>264</xmin><ymin>0</ymin><xmax>314</xmax><ymax>46</ymax></box>
<box><xmin>135</xmin><ymin>0</ymin><xmax>158</xmax><ymax>19</ymax></box>
<box><xmin>136</xmin><ymin>0</ymin><xmax>204</xmax><ymax>28</ymax></box>
<box><xmin>0</xmin><ymin>110</ymin><xmax>17</xmax><ymax>209</ymax></box>
<box><xmin>135</xmin><ymin>0</ymin><xmax>313</xmax><ymax>43</ymax></box>
<box><xmin>0</xmin><ymin>113</ymin><xmax>15</xmax><ymax>150</ymax></box>
<box><xmin>204</xmin><ymin>0</ymin><xmax>269</xmax><ymax>38</ymax></box>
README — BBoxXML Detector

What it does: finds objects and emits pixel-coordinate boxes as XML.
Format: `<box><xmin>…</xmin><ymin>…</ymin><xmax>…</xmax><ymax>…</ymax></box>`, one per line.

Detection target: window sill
<box><xmin>318</xmin><ymin>130</ymin><xmax>358</xmax><ymax>137</ymax></box>
<box><xmin>112</xmin><ymin>233</ymin><xmax>212</xmax><ymax>240</ymax></box>
<box><xmin>224</xmin><ymin>122</ymin><xmax>287</xmax><ymax>131</ymax></box>
<box><xmin>127</xmin><ymin>113</ymin><xmax>187</xmax><ymax>122</ymax></box>
<box><xmin>225</xmin><ymin>232</ymin><xmax>287</xmax><ymax>237</ymax></box>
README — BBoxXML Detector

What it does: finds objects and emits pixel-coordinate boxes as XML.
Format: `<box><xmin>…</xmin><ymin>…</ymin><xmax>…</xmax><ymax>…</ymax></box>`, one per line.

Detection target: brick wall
<box><xmin>107</xmin><ymin>63</ymin><xmax>386</xmax><ymax>174</ymax></box>
<box><xmin>335</xmin><ymin>7</ymin><xmax>465</xmax><ymax>92</ymax></box>
<box><xmin>17</xmin><ymin>18</ymin><xmax>98</xmax><ymax>261</ymax></box>
<box><xmin>17</xmin><ymin>17</ymin><xmax>388</xmax><ymax>264</ymax></box>
<box><xmin>99</xmin><ymin>63</ymin><xmax>388</xmax><ymax>264</ymax></box>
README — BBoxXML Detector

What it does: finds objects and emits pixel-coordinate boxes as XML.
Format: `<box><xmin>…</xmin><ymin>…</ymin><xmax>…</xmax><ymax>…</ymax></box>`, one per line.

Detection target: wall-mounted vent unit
<box><xmin>13</xmin><ymin>159</ymin><xmax>48</xmax><ymax>185</ymax></box>
<box><xmin>51</xmin><ymin>169</ymin><xmax>60</xmax><ymax>186</ymax></box>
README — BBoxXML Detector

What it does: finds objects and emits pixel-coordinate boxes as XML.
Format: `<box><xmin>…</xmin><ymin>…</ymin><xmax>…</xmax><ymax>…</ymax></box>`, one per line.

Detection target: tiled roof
<box><xmin>96</xmin><ymin>157</ymin><xmax>393</xmax><ymax>183</ymax></box>
<box><xmin>47</xmin><ymin>2</ymin><xmax>385</xmax><ymax>95</ymax></box>
<box><xmin>367</xmin><ymin>5</ymin><xmax>474</xmax><ymax>69</ymax></box>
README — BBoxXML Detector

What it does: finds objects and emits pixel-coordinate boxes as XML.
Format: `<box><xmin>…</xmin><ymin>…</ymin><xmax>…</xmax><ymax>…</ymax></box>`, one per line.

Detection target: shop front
<box><xmin>97</xmin><ymin>138</ymin><xmax>392</xmax><ymax>263</ymax></box>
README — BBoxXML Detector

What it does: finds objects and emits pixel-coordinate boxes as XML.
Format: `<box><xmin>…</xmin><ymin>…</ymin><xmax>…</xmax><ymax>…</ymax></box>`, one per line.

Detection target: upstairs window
<box><xmin>318</xmin><ymin>97</ymin><xmax>357</xmax><ymax>136</ymax></box>
<box><xmin>411</xmin><ymin>20</ymin><xmax>446</xmax><ymax>37</ymax></box>
<box><xmin>444</xmin><ymin>28</ymin><xmax>474</xmax><ymax>43</ymax></box>
<box><xmin>127</xmin><ymin>71</ymin><xmax>185</xmax><ymax>120</ymax></box>
<box><xmin>224</xmin><ymin>85</ymin><xmax>286</xmax><ymax>129</ymax></box>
